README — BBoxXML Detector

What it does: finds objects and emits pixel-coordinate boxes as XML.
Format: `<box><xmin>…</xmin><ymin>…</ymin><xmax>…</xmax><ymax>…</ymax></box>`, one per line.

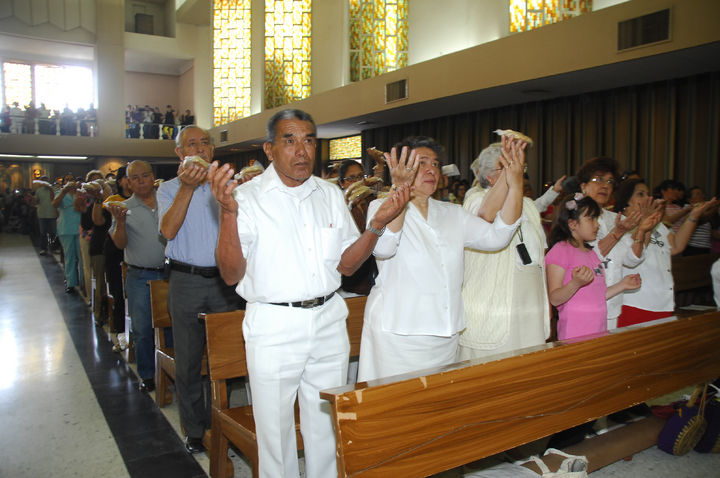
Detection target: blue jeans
<box><xmin>125</xmin><ymin>267</ymin><xmax>165</xmax><ymax>380</ymax></box>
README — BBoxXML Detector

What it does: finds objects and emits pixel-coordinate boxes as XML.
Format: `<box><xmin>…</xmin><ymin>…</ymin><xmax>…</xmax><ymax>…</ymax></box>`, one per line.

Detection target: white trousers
<box><xmin>243</xmin><ymin>294</ymin><xmax>349</xmax><ymax>478</ymax></box>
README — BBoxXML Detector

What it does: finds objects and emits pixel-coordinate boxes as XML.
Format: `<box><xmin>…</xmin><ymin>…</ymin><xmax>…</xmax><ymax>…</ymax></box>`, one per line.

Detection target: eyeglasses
<box><xmin>649</xmin><ymin>231</ymin><xmax>665</xmax><ymax>248</ymax></box>
<box><xmin>342</xmin><ymin>174</ymin><xmax>366</xmax><ymax>183</ymax></box>
<box><xmin>589</xmin><ymin>177</ymin><xmax>615</xmax><ymax>186</ymax></box>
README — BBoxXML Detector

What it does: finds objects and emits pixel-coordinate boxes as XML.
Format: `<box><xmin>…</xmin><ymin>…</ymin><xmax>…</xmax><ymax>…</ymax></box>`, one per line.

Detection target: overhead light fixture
<box><xmin>36</xmin><ymin>155</ymin><xmax>88</xmax><ymax>160</ymax></box>
<box><xmin>0</xmin><ymin>154</ymin><xmax>34</xmax><ymax>159</ymax></box>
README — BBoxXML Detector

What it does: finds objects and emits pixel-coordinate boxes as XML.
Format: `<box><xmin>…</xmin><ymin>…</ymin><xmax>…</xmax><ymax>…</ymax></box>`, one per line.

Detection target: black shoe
<box><xmin>65</xmin><ymin>286</ymin><xmax>76</xmax><ymax>294</ymax></box>
<box><xmin>39</xmin><ymin>250</ymin><xmax>46</xmax><ymax>256</ymax></box>
<box><xmin>184</xmin><ymin>436</ymin><xmax>205</xmax><ymax>454</ymax></box>
<box><xmin>139</xmin><ymin>378</ymin><xmax>155</xmax><ymax>393</ymax></box>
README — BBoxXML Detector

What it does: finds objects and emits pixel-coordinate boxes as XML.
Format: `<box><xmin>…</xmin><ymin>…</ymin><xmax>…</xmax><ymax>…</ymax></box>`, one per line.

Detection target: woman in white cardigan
<box><xmin>357</xmin><ymin>135</ymin><xmax>525</xmax><ymax>382</ymax></box>
<box><xmin>458</xmin><ymin>143</ymin><xmax>551</xmax><ymax>360</ymax></box>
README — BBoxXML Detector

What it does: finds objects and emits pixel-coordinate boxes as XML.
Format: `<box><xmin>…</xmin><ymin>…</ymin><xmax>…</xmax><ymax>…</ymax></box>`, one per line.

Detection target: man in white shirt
<box><xmin>208</xmin><ymin>109</ymin><xmax>410</xmax><ymax>478</ymax></box>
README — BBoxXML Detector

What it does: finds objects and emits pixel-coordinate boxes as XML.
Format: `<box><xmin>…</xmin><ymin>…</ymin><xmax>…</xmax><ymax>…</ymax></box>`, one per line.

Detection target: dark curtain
<box><xmin>360</xmin><ymin>71</ymin><xmax>720</xmax><ymax>197</ymax></box>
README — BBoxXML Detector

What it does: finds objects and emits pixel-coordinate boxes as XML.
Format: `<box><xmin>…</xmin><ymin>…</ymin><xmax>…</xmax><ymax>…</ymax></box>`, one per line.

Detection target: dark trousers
<box><xmin>105</xmin><ymin>256</ymin><xmax>125</xmax><ymax>333</ymax></box>
<box><xmin>37</xmin><ymin>217</ymin><xmax>57</xmax><ymax>252</ymax></box>
<box><xmin>168</xmin><ymin>269</ymin><xmax>244</xmax><ymax>439</ymax></box>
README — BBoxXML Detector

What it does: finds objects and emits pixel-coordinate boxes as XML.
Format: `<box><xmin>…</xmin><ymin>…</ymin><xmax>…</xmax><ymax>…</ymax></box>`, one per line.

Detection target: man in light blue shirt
<box><xmin>157</xmin><ymin>125</ymin><xmax>243</xmax><ymax>454</ymax></box>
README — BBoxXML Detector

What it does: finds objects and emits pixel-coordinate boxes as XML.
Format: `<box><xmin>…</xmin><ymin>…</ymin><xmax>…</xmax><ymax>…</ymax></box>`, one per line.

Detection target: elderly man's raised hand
<box><xmin>178</xmin><ymin>162</ymin><xmax>208</xmax><ymax>188</ymax></box>
<box><xmin>372</xmin><ymin>183</ymin><xmax>411</xmax><ymax>227</ymax></box>
<box><xmin>386</xmin><ymin>146</ymin><xmax>418</xmax><ymax>187</ymax></box>
<box><xmin>208</xmin><ymin>161</ymin><xmax>238</xmax><ymax>214</ymax></box>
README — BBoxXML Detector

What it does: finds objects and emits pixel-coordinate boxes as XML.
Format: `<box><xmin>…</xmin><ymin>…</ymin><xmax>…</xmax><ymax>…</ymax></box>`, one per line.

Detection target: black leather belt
<box><xmin>127</xmin><ymin>264</ymin><xmax>164</xmax><ymax>272</ymax></box>
<box><xmin>168</xmin><ymin>259</ymin><xmax>219</xmax><ymax>278</ymax></box>
<box><xmin>271</xmin><ymin>292</ymin><xmax>335</xmax><ymax>309</ymax></box>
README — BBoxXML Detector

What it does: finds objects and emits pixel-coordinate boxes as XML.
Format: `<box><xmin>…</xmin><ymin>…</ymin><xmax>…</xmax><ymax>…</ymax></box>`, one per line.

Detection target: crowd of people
<box><xmin>14</xmin><ymin>108</ymin><xmax>720</xmax><ymax>477</ymax></box>
<box><xmin>1</xmin><ymin>101</ymin><xmax>97</xmax><ymax>136</ymax></box>
<box><xmin>125</xmin><ymin>104</ymin><xmax>194</xmax><ymax>140</ymax></box>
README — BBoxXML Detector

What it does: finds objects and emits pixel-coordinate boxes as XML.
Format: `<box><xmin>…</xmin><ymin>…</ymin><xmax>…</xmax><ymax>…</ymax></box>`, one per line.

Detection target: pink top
<box><xmin>545</xmin><ymin>241</ymin><xmax>607</xmax><ymax>340</ymax></box>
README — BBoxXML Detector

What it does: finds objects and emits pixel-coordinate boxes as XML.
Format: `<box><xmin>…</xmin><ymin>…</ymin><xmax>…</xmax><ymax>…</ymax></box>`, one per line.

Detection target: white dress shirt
<box><xmin>233</xmin><ymin>163</ymin><xmax>360</xmax><ymax>303</ymax></box>
<box><xmin>366</xmin><ymin>197</ymin><xmax>519</xmax><ymax>337</ymax></box>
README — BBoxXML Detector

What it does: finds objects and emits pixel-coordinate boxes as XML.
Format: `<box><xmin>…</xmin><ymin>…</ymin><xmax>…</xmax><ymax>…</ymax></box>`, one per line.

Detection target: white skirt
<box><xmin>357</xmin><ymin>309</ymin><xmax>458</xmax><ymax>383</ymax></box>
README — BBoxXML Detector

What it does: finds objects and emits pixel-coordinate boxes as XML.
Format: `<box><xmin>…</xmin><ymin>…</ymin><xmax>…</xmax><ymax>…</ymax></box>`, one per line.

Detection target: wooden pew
<box><xmin>672</xmin><ymin>252</ymin><xmax>720</xmax><ymax>307</ymax></box>
<box><xmin>203</xmin><ymin>295</ymin><xmax>367</xmax><ymax>478</ymax></box>
<box><xmin>149</xmin><ymin>279</ymin><xmax>174</xmax><ymax>406</ymax></box>
<box><xmin>320</xmin><ymin>311</ymin><xmax>720</xmax><ymax>477</ymax></box>
<box><xmin>149</xmin><ymin>278</ymin><xmax>209</xmax><ymax>407</ymax></box>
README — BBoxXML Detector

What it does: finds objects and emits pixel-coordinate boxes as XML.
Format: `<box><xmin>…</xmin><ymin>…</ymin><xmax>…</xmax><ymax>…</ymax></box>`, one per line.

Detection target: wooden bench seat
<box><xmin>203</xmin><ymin>295</ymin><xmax>367</xmax><ymax>478</ymax></box>
<box><xmin>321</xmin><ymin>311</ymin><xmax>720</xmax><ymax>477</ymax></box>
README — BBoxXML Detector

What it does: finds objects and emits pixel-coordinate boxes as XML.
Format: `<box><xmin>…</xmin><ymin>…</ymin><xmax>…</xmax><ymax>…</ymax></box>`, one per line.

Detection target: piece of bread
<box><xmin>494</xmin><ymin>129</ymin><xmax>534</xmax><ymax>145</ymax></box>
<box><xmin>182</xmin><ymin>155</ymin><xmax>210</xmax><ymax>170</ymax></box>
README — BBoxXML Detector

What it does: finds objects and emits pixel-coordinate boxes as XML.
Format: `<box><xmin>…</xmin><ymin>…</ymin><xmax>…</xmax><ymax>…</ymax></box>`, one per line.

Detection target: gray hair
<box><xmin>266</xmin><ymin>109</ymin><xmax>316</xmax><ymax>143</ymax></box>
<box><xmin>471</xmin><ymin>142</ymin><xmax>502</xmax><ymax>189</ymax></box>
<box><xmin>175</xmin><ymin>125</ymin><xmax>214</xmax><ymax>149</ymax></box>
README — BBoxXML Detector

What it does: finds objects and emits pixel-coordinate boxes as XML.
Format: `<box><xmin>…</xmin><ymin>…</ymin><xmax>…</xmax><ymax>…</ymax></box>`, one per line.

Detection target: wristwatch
<box><xmin>366</xmin><ymin>223</ymin><xmax>386</xmax><ymax>237</ymax></box>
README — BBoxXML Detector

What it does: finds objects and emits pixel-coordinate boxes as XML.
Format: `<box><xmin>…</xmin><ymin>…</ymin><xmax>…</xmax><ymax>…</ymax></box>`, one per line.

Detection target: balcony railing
<box><xmin>1</xmin><ymin>118</ymin><xmax>97</xmax><ymax>137</ymax></box>
<box><xmin>125</xmin><ymin>122</ymin><xmax>178</xmax><ymax>140</ymax></box>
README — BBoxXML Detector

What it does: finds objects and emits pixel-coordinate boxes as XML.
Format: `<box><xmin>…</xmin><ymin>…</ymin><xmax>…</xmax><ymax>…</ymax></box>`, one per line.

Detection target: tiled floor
<box><xmin>2</xmin><ymin>231</ymin><xmax>720</xmax><ymax>477</ymax></box>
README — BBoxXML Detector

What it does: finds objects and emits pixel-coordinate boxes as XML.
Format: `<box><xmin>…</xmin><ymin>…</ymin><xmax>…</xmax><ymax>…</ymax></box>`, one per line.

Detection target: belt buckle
<box><xmin>300</xmin><ymin>298</ymin><xmax>318</xmax><ymax>308</ymax></box>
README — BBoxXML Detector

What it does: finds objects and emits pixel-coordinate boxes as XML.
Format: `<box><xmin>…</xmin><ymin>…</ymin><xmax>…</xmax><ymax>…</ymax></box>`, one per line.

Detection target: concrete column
<box><xmin>95</xmin><ymin>0</ymin><xmax>126</xmax><ymax>138</ymax></box>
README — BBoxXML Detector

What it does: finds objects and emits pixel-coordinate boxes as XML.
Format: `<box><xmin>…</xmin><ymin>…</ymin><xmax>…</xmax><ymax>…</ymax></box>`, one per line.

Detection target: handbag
<box><xmin>657</xmin><ymin>384</ymin><xmax>708</xmax><ymax>455</ymax></box>
<box><xmin>519</xmin><ymin>448</ymin><xmax>589</xmax><ymax>478</ymax></box>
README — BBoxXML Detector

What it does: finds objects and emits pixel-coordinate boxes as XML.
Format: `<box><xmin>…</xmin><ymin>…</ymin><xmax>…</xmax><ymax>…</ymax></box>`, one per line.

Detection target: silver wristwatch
<box><xmin>366</xmin><ymin>223</ymin><xmax>386</xmax><ymax>237</ymax></box>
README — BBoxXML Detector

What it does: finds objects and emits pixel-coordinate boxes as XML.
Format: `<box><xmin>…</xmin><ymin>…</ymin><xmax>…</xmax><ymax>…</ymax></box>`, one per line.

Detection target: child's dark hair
<box><xmin>548</xmin><ymin>194</ymin><xmax>601</xmax><ymax>249</ymax></box>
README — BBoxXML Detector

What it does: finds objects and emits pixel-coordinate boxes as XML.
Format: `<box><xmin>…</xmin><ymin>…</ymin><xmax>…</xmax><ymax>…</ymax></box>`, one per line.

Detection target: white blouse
<box><xmin>366</xmin><ymin>197</ymin><xmax>519</xmax><ymax>336</ymax></box>
<box><xmin>622</xmin><ymin>223</ymin><xmax>674</xmax><ymax>312</ymax></box>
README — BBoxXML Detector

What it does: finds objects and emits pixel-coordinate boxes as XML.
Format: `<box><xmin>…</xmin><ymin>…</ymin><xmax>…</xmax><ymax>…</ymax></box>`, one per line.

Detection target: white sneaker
<box><xmin>113</xmin><ymin>333</ymin><xmax>128</xmax><ymax>352</ymax></box>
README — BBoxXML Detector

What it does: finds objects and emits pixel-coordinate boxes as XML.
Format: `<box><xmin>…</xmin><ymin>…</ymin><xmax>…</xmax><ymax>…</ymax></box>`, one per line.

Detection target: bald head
<box><xmin>127</xmin><ymin>160</ymin><xmax>155</xmax><ymax>198</ymax></box>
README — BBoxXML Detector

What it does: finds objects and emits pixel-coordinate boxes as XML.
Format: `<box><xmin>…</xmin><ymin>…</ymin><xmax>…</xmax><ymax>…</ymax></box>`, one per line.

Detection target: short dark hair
<box><xmin>337</xmin><ymin>159</ymin><xmax>363</xmax><ymax>187</ymax></box>
<box><xmin>266</xmin><ymin>109</ymin><xmax>316</xmax><ymax>143</ymax></box>
<box><xmin>392</xmin><ymin>136</ymin><xmax>446</xmax><ymax>163</ymax></box>
<box><xmin>576</xmin><ymin>157</ymin><xmax>619</xmax><ymax>185</ymax></box>
<box><xmin>613</xmin><ymin>178</ymin><xmax>646</xmax><ymax>214</ymax></box>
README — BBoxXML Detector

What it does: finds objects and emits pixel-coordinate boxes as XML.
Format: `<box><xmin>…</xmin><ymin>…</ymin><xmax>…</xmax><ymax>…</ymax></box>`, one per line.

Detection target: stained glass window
<box><xmin>510</xmin><ymin>0</ymin><xmax>592</xmax><ymax>33</ymax></box>
<box><xmin>2</xmin><ymin>62</ymin><xmax>32</xmax><ymax>108</ymax></box>
<box><xmin>264</xmin><ymin>0</ymin><xmax>311</xmax><ymax>109</ymax></box>
<box><xmin>349</xmin><ymin>0</ymin><xmax>408</xmax><ymax>82</ymax></box>
<box><xmin>329</xmin><ymin>135</ymin><xmax>362</xmax><ymax>160</ymax></box>
<box><xmin>213</xmin><ymin>0</ymin><xmax>252</xmax><ymax>127</ymax></box>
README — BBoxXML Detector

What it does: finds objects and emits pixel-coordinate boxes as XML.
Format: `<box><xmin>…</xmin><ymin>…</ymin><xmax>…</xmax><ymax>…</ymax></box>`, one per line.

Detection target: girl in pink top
<box><xmin>545</xmin><ymin>194</ymin><xmax>641</xmax><ymax>340</ymax></box>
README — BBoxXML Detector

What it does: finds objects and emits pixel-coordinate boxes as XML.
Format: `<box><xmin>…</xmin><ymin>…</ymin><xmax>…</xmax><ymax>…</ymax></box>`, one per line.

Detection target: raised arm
<box><xmin>107</xmin><ymin>204</ymin><xmax>128</xmax><ymax>249</ymax></box>
<box><xmin>670</xmin><ymin>198</ymin><xmax>719</xmax><ymax>255</ymax></box>
<box><xmin>337</xmin><ymin>184</ymin><xmax>411</xmax><ymax>275</ymax></box>
<box><xmin>159</xmin><ymin>163</ymin><xmax>208</xmax><ymax>239</ymax></box>
<box><xmin>208</xmin><ymin>162</ymin><xmax>246</xmax><ymax>285</ymax></box>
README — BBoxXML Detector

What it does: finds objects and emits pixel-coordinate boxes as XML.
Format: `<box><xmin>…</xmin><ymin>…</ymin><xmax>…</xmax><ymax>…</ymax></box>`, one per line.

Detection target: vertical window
<box><xmin>264</xmin><ymin>0</ymin><xmax>311</xmax><ymax>109</ymax></box>
<box><xmin>2</xmin><ymin>62</ymin><xmax>32</xmax><ymax>108</ymax></box>
<box><xmin>213</xmin><ymin>0</ymin><xmax>252</xmax><ymax>127</ymax></box>
<box><xmin>510</xmin><ymin>0</ymin><xmax>592</xmax><ymax>33</ymax></box>
<box><xmin>2</xmin><ymin>61</ymin><xmax>93</xmax><ymax>111</ymax></box>
<box><xmin>349</xmin><ymin>0</ymin><xmax>408</xmax><ymax>82</ymax></box>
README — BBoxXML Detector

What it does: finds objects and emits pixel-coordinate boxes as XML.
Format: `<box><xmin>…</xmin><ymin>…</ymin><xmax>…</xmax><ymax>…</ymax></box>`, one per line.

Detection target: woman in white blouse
<box><xmin>357</xmin><ymin>136</ymin><xmax>525</xmax><ymax>382</ymax></box>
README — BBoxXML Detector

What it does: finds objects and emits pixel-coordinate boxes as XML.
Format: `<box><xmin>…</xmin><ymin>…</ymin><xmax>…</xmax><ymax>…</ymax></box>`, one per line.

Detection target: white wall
<box><xmin>408</xmin><ymin>0</ymin><xmax>508</xmax><ymax>65</ymax></box>
<box><xmin>124</xmin><ymin>71</ymin><xmax>180</xmax><ymax>112</ymax></box>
